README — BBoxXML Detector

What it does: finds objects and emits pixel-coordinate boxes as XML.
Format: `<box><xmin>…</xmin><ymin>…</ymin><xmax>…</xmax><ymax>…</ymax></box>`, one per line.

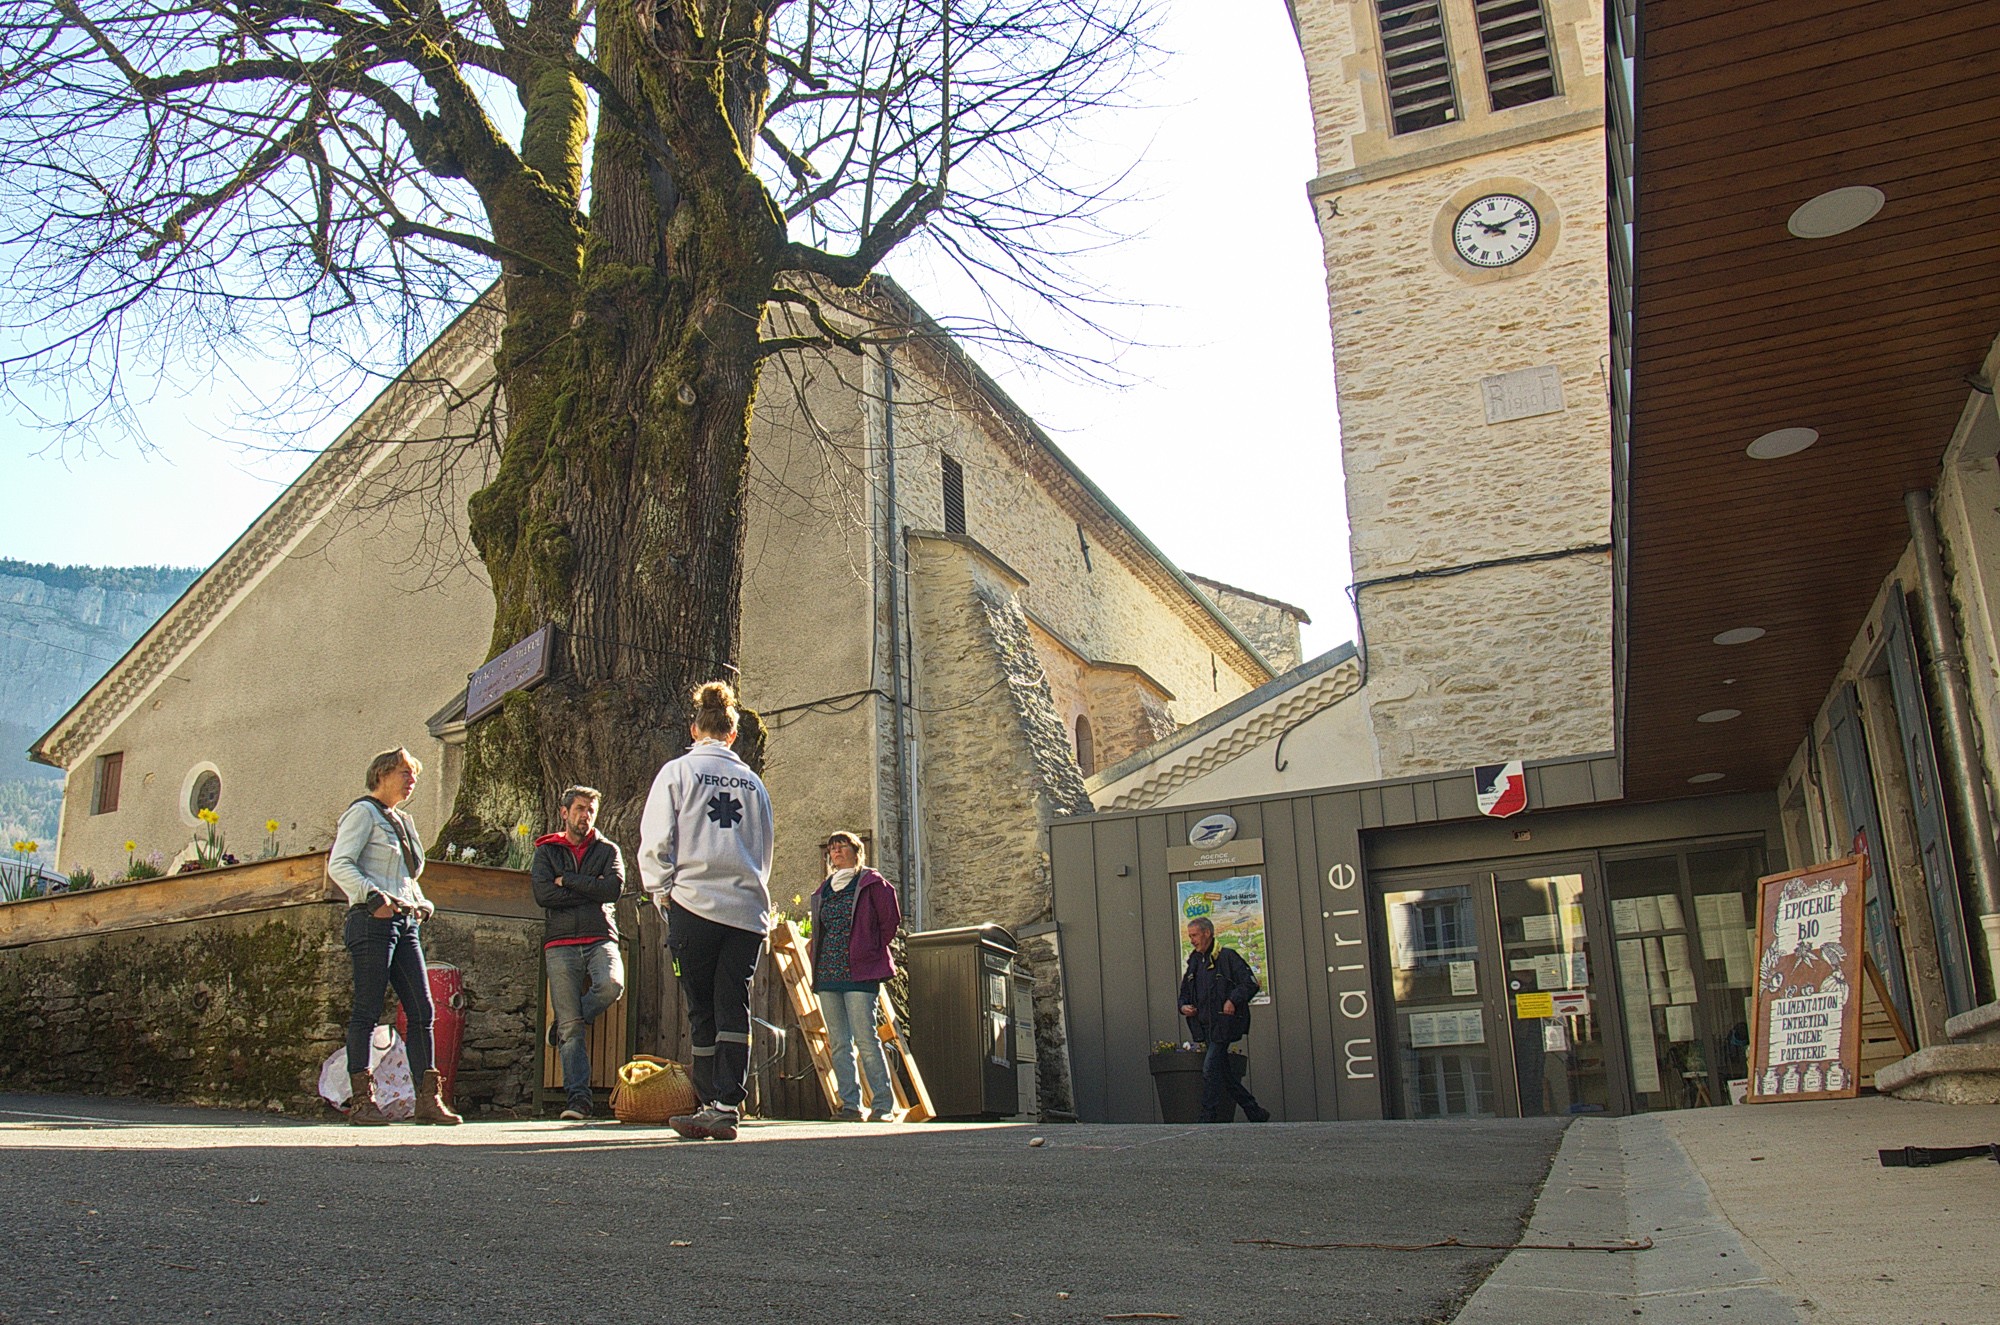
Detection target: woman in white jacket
<box><xmin>639</xmin><ymin>681</ymin><xmax>774</xmax><ymax>1141</ymax></box>
<box><xmin>326</xmin><ymin>747</ymin><xmax>460</xmax><ymax>1125</ymax></box>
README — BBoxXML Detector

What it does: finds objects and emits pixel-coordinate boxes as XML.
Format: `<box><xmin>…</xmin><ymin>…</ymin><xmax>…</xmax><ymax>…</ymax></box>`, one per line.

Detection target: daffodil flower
<box><xmin>265</xmin><ymin>819</ymin><xmax>281</xmax><ymax>835</ymax></box>
<box><xmin>124</xmin><ymin>840</ymin><xmax>137</xmax><ymax>853</ymax></box>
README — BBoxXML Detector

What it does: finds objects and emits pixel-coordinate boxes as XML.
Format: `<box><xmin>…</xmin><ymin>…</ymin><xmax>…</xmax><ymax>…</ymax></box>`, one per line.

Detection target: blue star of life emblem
<box><xmin>706</xmin><ymin>791</ymin><xmax>744</xmax><ymax>829</ymax></box>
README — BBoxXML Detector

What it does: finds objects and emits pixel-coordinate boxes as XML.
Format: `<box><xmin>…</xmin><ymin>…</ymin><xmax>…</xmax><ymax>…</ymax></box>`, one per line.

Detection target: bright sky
<box><xmin>0</xmin><ymin>2</ymin><xmax>1355</xmax><ymax>660</ymax></box>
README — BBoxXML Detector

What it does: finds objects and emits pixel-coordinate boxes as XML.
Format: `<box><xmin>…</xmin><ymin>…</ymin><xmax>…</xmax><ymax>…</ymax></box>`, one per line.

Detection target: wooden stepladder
<box><xmin>768</xmin><ymin>919</ymin><xmax>935</xmax><ymax>1122</ymax></box>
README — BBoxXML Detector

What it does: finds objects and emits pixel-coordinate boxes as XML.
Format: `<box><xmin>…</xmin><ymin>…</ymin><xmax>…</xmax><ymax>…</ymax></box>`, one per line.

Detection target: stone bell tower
<box><xmin>1289</xmin><ymin>0</ymin><xmax>1612</xmax><ymax>777</ymax></box>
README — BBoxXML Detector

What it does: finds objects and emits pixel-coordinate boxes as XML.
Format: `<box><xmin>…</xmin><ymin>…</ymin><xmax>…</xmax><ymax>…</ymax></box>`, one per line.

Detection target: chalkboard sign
<box><xmin>1747</xmin><ymin>856</ymin><xmax>1867</xmax><ymax>1103</ymax></box>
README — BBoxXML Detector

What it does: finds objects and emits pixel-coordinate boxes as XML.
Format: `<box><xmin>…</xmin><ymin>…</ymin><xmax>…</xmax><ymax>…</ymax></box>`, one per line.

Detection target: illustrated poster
<box><xmin>1177</xmin><ymin>875</ymin><xmax>1271</xmax><ymax>1005</ymax></box>
<box><xmin>1746</xmin><ymin>856</ymin><xmax>1866</xmax><ymax>1103</ymax></box>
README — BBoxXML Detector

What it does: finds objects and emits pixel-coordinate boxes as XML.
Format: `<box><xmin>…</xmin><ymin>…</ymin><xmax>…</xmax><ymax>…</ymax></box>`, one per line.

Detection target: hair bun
<box><xmin>693</xmin><ymin>680</ymin><xmax>737</xmax><ymax>712</ymax></box>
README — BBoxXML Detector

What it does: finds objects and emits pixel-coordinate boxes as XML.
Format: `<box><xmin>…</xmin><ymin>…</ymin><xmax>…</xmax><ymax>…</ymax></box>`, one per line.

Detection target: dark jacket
<box><xmin>530</xmin><ymin>832</ymin><xmax>626</xmax><ymax>946</ymax></box>
<box><xmin>1180</xmin><ymin>944</ymin><xmax>1258</xmax><ymax>1045</ymax></box>
<box><xmin>807</xmin><ymin>868</ymin><xmax>901</xmax><ymax>982</ymax></box>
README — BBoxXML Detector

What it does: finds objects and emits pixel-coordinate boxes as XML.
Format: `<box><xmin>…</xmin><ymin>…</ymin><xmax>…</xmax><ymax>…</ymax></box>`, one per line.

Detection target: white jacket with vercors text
<box><xmin>637</xmin><ymin>739</ymin><xmax>774</xmax><ymax>935</ymax></box>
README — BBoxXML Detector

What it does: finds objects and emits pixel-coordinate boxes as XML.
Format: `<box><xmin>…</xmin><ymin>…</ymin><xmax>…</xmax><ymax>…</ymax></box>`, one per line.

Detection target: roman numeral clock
<box><xmin>1425</xmin><ymin>178</ymin><xmax>1562</xmax><ymax>286</ymax></box>
<box><xmin>1452</xmin><ymin>192</ymin><xmax>1540</xmax><ymax>268</ymax></box>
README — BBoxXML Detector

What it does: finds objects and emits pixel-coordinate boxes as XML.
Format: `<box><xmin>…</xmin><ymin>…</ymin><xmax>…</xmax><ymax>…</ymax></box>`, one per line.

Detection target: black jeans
<box><xmin>667</xmin><ymin>902</ymin><xmax>762</xmax><ymax>1109</ymax></box>
<box><xmin>344</xmin><ymin>907</ymin><xmax>435</xmax><ymax>1077</ymax></box>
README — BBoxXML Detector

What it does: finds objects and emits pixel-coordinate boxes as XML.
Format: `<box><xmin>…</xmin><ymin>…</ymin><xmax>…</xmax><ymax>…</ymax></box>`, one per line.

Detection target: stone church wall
<box><xmin>885</xmin><ymin>349</ymin><xmax>1270</xmax><ymax>726</ymax></box>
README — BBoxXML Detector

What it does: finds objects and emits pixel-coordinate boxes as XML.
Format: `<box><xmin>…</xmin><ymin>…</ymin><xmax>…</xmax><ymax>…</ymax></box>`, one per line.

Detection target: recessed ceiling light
<box><xmin>1713</xmin><ymin>627</ymin><xmax>1766</xmax><ymax>646</ymax></box>
<box><xmin>1747</xmin><ymin>427</ymin><xmax>1819</xmax><ymax>459</ymax></box>
<box><xmin>1688</xmin><ymin>772</ymin><xmax>1726</xmax><ymax>784</ymax></box>
<box><xmin>1788</xmin><ymin>185</ymin><xmax>1885</xmax><ymax>239</ymax></box>
<box><xmin>1697</xmin><ymin>708</ymin><xmax>1742</xmax><ymax>723</ymax></box>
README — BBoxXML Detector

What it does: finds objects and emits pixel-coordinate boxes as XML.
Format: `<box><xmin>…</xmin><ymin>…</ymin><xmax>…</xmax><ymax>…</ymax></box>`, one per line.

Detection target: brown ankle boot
<box><xmin>414</xmin><ymin>1069</ymin><xmax>462</xmax><ymax>1125</ymax></box>
<box><xmin>347</xmin><ymin>1071</ymin><xmax>391</xmax><ymax>1126</ymax></box>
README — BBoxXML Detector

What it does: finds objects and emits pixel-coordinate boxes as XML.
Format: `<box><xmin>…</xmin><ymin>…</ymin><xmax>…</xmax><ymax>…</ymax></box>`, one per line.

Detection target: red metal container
<box><xmin>395</xmin><ymin>961</ymin><xmax>467</xmax><ymax>1105</ymax></box>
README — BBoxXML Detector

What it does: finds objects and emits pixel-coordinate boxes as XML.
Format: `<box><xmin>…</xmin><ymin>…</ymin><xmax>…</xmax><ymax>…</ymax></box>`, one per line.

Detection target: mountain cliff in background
<box><xmin>0</xmin><ymin>560</ymin><xmax>201</xmax><ymax>859</ymax></box>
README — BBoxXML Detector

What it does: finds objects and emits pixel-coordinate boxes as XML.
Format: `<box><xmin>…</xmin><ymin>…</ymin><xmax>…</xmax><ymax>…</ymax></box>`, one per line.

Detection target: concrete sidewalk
<box><xmin>1456</xmin><ymin>1097</ymin><xmax>1999</xmax><ymax>1325</ymax></box>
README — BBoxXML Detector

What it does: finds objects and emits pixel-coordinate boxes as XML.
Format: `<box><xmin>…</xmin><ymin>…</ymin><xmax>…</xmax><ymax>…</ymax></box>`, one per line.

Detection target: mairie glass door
<box><xmin>1380</xmin><ymin>880</ymin><xmax>1504</xmax><ymax>1118</ymax></box>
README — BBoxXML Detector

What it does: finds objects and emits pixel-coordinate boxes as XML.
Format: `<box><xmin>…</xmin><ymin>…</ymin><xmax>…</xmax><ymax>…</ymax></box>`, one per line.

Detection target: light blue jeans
<box><xmin>818</xmin><ymin>987</ymin><xmax>893</xmax><ymax>1113</ymax></box>
<box><xmin>546</xmin><ymin>940</ymin><xmax>625</xmax><ymax>1105</ymax></box>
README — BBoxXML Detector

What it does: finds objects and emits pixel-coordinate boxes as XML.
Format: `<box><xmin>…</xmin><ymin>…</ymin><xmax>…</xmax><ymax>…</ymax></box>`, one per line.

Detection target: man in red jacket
<box><xmin>531</xmin><ymin>786</ymin><xmax>626</xmax><ymax>1120</ymax></box>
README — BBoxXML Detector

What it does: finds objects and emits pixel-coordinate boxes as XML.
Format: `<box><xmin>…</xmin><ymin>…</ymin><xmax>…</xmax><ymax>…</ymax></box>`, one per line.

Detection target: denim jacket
<box><xmin>327</xmin><ymin>798</ymin><xmax>432</xmax><ymax>914</ymax></box>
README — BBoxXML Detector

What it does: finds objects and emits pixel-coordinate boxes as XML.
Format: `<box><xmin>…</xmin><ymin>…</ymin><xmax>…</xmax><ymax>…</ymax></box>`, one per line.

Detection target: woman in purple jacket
<box><xmin>808</xmin><ymin>831</ymin><xmax>902</xmax><ymax>1121</ymax></box>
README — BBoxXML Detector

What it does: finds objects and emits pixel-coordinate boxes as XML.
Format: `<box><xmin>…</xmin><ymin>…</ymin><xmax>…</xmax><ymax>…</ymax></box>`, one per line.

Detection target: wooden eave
<box><xmin>1618</xmin><ymin>0</ymin><xmax>2000</xmax><ymax>802</ymax></box>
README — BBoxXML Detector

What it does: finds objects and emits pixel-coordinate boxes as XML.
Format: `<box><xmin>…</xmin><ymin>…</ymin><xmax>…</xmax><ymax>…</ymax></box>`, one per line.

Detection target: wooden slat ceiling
<box><xmin>1621</xmin><ymin>0</ymin><xmax>2000</xmax><ymax>802</ymax></box>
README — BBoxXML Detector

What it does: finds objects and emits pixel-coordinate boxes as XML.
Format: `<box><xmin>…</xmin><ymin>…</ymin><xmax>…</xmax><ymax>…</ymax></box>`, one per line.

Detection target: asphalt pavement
<box><xmin>0</xmin><ymin>1094</ymin><xmax>1567</xmax><ymax>1325</ymax></box>
<box><xmin>13</xmin><ymin>1092</ymin><xmax>1986</xmax><ymax>1324</ymax></box>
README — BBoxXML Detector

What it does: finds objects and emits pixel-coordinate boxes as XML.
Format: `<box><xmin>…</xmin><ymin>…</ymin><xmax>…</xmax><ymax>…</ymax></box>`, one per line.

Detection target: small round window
<box><xmin>190</xmin><ymin>769</ymin><xmax>221</xmax><ymax>816</ymax></box>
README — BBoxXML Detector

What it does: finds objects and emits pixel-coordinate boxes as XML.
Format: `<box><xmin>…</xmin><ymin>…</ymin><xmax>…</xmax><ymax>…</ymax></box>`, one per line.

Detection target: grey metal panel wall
<box><xmin>1363</xmin><ymin>790</ymin><xmax>1783</xmax><ymax>873</ymax></box>
<box><xmin>1289</xmin><ymin>800</ymin><xmax>1340</xmax><ymax>1118</ymax></box>
<box><xmin>1052</xmin><ymin>786</ymin><xmax>1388</xmax><ymax>1123</ymax></box>
<box><xmin>1136</xmin><ymin>813</ymin><xmax>1181</xmax><ymax>1073</ymax></box>
<box><xmin>1092</xmin><ymin>815</ymin><xmax>1154</xmax><ymax>1124</ymax></box>
<box><xmin>1536</xmin><ymin>759</ymin><xmax>1598</xmax><ymax>808</ymax></box>
<box><xmin>1049</xmin><ymin>753</ymin><xmax>1644</xmax><ymax>1122</ymax></box>
<box><xmin>1310</xmin><ymin>790</ymin><xmax>1382</xmax><ymax>1119</ymax></box>
<box><xmin>1259</xmin><ymin>797</ymin><xmax>1312</xmax><ymax>1119</ymax></box>
<box><xmin>1049</xmin><ymin>819</ymin><xmax>1109</xmax><ymax>1121</ymax></box>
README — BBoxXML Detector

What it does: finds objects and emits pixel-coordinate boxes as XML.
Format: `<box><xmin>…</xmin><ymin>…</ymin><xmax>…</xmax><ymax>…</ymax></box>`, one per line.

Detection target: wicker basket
<box><xmin>610</xmin><ymin>1055</ymin><xmax>699</xmax><ymax>1124</ymax></box>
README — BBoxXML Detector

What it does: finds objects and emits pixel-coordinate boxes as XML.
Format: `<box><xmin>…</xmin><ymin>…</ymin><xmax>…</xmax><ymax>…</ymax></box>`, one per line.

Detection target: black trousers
<box><xmin>667</xmin><ymin>902</ymin><xmax>762</xmax><ymax>1109</ymax></box>
<box><xmin>1200</xmin><ymin>1038</ymin><xmax>1261</xmax><ymax>1121</ymax></box>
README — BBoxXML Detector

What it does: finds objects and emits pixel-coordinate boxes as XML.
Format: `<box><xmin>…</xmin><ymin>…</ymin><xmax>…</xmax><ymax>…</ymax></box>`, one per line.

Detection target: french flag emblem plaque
<box><xmin>1474</xmin><ymin>760</ymin><xmax>1527</xmax><ymax>819</ymax></box>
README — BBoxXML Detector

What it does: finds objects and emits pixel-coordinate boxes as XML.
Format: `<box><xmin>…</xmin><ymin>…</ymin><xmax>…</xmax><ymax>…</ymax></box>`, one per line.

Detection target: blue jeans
<box><xmin>546</xmin><ymin>940</ymin><xmax>626</xmax><ymax>1105</ymax></box>
<box><xmin>818</xmin><ymin>987</ymin><xmax>893</xmax><ymax>1112</ymax></box>
<box><xmin>344</xmin><ymin>908</ymin><xmax>434</xmax><ymax>1077</ymax></box>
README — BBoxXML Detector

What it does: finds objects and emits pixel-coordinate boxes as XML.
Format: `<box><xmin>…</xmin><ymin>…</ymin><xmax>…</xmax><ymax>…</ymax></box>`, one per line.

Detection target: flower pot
<box><xmin>1148</xmin><ymin>1048</ymin><xmax>1244</xmax><ymax>1123</ymax></box>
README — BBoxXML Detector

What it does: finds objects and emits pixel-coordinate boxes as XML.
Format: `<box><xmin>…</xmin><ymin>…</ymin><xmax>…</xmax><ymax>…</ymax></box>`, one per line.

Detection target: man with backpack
<box><xmin>1178</xmin><ymin>916</ymin><xmax>1272</xmax><ymax>1123</ymax></box>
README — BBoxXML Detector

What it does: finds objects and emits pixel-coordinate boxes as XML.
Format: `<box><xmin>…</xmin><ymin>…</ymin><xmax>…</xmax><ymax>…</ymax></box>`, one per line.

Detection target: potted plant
<box><xmin>1148</xmin><ymin>1041</ymin><xmax>1246</xmax><ymax>1123</ymax></box>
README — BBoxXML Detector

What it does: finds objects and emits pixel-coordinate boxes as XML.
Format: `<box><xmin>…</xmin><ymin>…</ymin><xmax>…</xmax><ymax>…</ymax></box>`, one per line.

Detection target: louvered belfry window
<box><xmin>1475</xmin><ymin>0</ymin><xmax>1558</xmax><ymax>110</ymax></box>
<box><xmin>1376</xmin><ymin>0</ymin><xmax>1457</xmax><ymax>134</ymax></box>
<box><xmin>942</xmin><ymin>453</ymin><xmax>966</xmax><ymax>535</ymax></box>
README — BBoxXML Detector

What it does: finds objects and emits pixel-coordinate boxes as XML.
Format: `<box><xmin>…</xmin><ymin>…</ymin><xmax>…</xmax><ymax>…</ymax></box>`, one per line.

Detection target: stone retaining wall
<box><xmin>0</xmin><ymin>903</ymin><xmax>541</xmax><ymax>1115</ymax></box>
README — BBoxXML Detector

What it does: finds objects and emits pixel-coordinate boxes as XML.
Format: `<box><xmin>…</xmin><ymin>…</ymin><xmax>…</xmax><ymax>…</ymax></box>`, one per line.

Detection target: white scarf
<box><xmin>828</xmin><ymin>866</ymin><xmax>860</xmax><ymax>893</ymax></box>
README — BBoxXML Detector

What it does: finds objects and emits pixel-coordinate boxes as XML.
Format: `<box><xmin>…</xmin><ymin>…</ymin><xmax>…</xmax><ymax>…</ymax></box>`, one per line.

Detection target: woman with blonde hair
<box><xmin>326</xmin><ymin>746</ymin><xmax>461</xmax><ymax>1125</ymax></box>
<box><xmin>638</xmin><ymin>681</ymin><xmax>774</xmax><ymax>1141</ymax></box>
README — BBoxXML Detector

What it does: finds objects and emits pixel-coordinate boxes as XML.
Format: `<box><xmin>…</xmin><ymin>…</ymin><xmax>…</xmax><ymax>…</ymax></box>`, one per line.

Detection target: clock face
<box><xmin>1452</xmin><ymin>194</ymin><xmax>1540</xmax><ymax>268</ymax></box>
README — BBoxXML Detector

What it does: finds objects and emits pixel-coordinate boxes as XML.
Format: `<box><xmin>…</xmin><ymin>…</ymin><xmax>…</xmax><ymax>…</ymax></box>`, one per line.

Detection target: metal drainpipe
<box><xmin>1904</xmin><ymin>488</ymin><xmax>2000</xmax><ymax>1003</ymax></box>
<box><xmin>880</xmin><ymin>349</ymin><xmax>920</xmax><ymax>926</ymax></box>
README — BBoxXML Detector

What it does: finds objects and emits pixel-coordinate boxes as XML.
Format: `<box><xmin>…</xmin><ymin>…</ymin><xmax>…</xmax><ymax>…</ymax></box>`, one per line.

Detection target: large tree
<box><xmin>0</xmin><ymin>0</ymin><xmax>1149</xmax><ymax>846</ymax></box>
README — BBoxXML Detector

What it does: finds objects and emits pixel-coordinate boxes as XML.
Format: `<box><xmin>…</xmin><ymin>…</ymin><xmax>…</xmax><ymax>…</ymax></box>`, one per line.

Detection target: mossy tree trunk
<box><xmin>441</xmin><ymin>0</ymin><xmax>792</xmax><ymax>851</ymax></box>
